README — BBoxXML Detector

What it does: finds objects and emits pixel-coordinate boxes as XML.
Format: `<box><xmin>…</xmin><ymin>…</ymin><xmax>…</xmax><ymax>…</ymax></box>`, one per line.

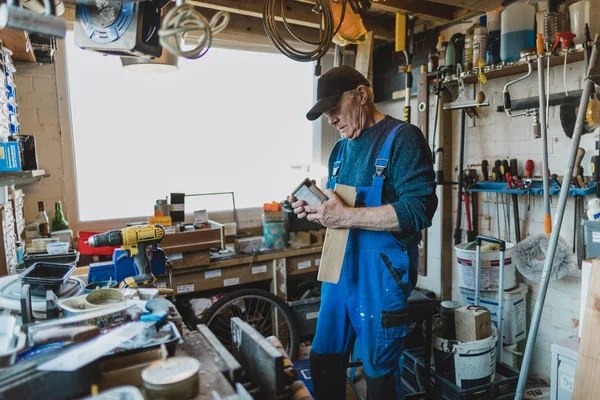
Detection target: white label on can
<box><xmin>593</xmin><ymin>232</ymin><xmax>600</xmax><ymax>243</ymax></box>
<box><xmin>156</xmin><ymin>282</ymin><xmax>167</xmax><ymax>289</ymax></box>
<box><xmin>306</xmin><ymin>311</ymin><xmax>319</xmax><ymax>320</ymax></box>
<box><xmin>252</xmin><ymin>265</ymin><xmax>268</xmax><ymax>274</ymax></box>
<box><xmin>171</xmin><ymin>204</ymin><xmax>184</xmax><ymax>212</ymax></box>
<box><xmin>560</xmin><ymin>375</ymin><xmax>574</xmax><ymax>392</ymax></box>
<box><xmin>205</xmin><ymin>270</ymin><xmax>222</xmax><ymax>279</ymax></box>
<box><xmin>224</xmin><ymin>277</ymin><xmax>240</xmax><ymax>287</ymax></box>
<box><xmin>298</xmin><ymin>260</ymin><xmax>312</xmax><ymax>270</ymax></box>
<box><xmin>177</xmin><ymin>284</ymin><xmax>194</xmax><ymax>293</ymax></box>
<box><xmin>169</xmin><ymin>253</ymin><xmax>183</xmax><ymax>261</ymax></box>
<box><xmin>315</xmin><ymin>259</ymin><xmax>321</xmax><ymax>266</ymax></box>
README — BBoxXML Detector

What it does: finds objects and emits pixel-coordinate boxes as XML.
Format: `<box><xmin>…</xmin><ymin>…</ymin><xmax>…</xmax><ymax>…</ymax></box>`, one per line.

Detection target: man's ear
<box><xmin>357</xmin><ymin>85</ymin><xmax>369</xmax><ymax>105</ymax></box>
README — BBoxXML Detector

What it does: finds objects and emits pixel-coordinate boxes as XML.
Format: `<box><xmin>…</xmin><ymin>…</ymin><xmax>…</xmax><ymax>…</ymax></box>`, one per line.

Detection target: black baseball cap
<box><xmin>306</xmin><ymin>66</ymin><xmax>371</xmax><ymax>121</ymax></box>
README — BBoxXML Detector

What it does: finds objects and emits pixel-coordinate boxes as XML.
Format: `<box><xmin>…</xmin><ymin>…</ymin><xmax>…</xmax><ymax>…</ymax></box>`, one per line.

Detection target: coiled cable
<box><xmin>263</xmin><ymin>0</ymin><xmax>345</xmax><ymax>62</ymax></box>
<box><xmin>159</xmin><ymin>2</ymin><xmax>230</xmax><ymax>60</ymax></box>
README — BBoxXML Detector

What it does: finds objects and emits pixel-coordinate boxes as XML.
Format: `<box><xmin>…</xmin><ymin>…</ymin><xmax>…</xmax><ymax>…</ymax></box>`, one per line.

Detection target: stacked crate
<box><xmin>3</xmin><ymin>47</ymin><xmax>18</xmax><ymax>136</ymax></box>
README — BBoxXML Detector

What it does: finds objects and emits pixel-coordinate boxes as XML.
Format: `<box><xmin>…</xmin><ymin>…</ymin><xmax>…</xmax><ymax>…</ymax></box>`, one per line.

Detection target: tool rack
<box><xmin>466</xmin><ymin>181</ymin><xmax>597</xmax><ymax>196</ymax></box>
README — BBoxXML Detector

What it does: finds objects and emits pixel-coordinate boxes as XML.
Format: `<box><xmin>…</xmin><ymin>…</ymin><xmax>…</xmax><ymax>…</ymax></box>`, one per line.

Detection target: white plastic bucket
<box><xmin>455</xmin><ymin>242</ymin><xmax>517</xmax><ymax>291</ymax></box>
<box><xmin>432</xmin><ymin>325</ymin><xmax>498</xmax><ymax>389</ymax></box>
<box><xmin>459</xmin><ymin>283</ymin><xmax>528</xmax><ymax>345</ymax></box>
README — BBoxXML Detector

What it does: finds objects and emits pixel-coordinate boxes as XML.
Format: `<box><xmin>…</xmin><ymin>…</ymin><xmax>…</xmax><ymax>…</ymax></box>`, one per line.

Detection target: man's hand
<box><xmin>288</xmin><ymin>195</ymin><xmax>309</xmax><ymax>219</ymax></box>
<box><xmin>302</xmin><ymin>189</ymin><xmax>349</xmax><ymax>228</ymax></box>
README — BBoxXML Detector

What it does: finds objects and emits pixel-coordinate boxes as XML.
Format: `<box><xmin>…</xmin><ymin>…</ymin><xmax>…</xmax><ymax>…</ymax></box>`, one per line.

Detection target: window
<box><xmin>64</xmin><ymin>32</ymin><xmax>315</xmax><ymax>222</ymax></box>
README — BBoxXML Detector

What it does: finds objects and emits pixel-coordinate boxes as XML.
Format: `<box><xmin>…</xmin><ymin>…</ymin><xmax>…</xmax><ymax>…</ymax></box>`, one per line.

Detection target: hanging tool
<box><xmin>396</xmin><ymin>13</ymin><xmax>414</xmax><ymax>123</ymax></box>
<box><xmin>592</xmin><ymin>144</ymin><xmax>600</xmax><ymax>197</ymax></box>
<box><xmin>525</xmin><ymin>160</ymin><xmax>534</xmax><ymax>178</ymax></box>
<box><xmin>87</xmin><ymin>224</ymin><xmax>166</xmax><ymax>287</ymax></box>
<box><xmin>454</xmin><ymin>110</ymin><xmax>466</xmax><ymax>245</ymax></box>
<box><xmin>443</xmin><ymin>64</ymin><xmax>490</xmax><ymax>112</ymax></box>
<box><xmin>572</xmin><ymin>148</ymin><xmax>585</xmax><ymax>187</ymax></box>
<box><xmin>516</xmin><ymin>34</ymin><xmax>600</xmax><ymax>400</ymax></box>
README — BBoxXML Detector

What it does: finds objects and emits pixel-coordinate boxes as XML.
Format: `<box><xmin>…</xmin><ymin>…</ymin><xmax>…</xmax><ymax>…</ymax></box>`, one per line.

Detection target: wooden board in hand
<box><xmin>317</xmin><ymin>184</ymin><xmax>356</xmax><ymax>284</ymax></box>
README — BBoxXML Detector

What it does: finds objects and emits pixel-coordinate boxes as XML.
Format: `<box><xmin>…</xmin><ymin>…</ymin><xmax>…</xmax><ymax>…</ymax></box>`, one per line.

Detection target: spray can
<box><xmin>472</xmin><ymin>26</ymin><xmax>488</xmax><ymax>68</ymax></box>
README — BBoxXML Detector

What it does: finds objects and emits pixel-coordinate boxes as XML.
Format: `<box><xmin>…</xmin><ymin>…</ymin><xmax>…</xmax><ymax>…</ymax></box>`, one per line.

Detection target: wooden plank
<box><xmin>574</xmin><ymin>259</ymin><xmax>600</xmax><ymax>399</ymax></box>
<box><xmin>194</xmin><ymin>0</ymin><xmax>395</xmax><ymax>41</ymax></box>
<box><xmin>169</xmin><ymin>251</ymin><xmax>211</xmax><ymax>269</ymax></box>
<box><xmin>160</xmin><ymin>228</ymin><xmax>222</xmax><ymax>248</ymax></box>
<box><xmin>318</xmin><ymin>184</ymin><xmax>356</xmax><ymax>284</ymax></box>
<box><xmin>417</xmin><ymin>68</ymin><xmax>429</xmax><ymax>277</ymax></box>
<box><xmin>355</xmin><ymin>31</ymin><xmax>374</xmax><ymax>83</ymax></box>
<box><xmin>368</xmin><ymin>0</ymin><xmax>459</xmax><ymax>21</ymax></box>
<box><xmin>0</xmin><ymin>28</ymin><xmax>36</xmax><ymax>63</ymax></box>
<box><xmin>422</xmin><ymin>0</ymin><xmax>501</xmax><ymax>12</ymax></box>
<box><xmin>439</xmin><ymin>90</ymin><xmax>453</xmax><ymax>300</ymax></box>
<box><xmin>273</xmin><ymin>258</ymin><xmax>287</xmax><ymax>300</ymax></box>
<box><xmin>160</xmin><ymin>240</ymin><xmax>222</xmax><ymax>254</ymax></box>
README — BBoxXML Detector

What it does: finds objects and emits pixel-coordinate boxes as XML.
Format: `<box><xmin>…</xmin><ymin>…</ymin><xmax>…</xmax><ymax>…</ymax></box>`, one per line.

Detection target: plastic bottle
<box><xmin>588</xmin><ymin>198</ymin><xmax>600</xmax><ymax>220</ymax></box>
<box><xmin>472</xmin><ymin>26</ymin><xmax>488</xmax><ymax>68</ymax></box>
<box><xmin>154</xmin><ymin>198</ymin><xmax>170</xmax><ymax>217</ymax></box>
<box><xmin>463</xmin><ymin>18</ymin><xmax>482</xmax><ymax>71</ymax></box>
<box><xmin>500</xmin><ymin>2</ymin><xmax>535</xmax><ymax>62</ymax></box>
<box><xmin>486</xmin><ymin>9</ymin><xmax>501</xmax><ymax>65</ymax></box>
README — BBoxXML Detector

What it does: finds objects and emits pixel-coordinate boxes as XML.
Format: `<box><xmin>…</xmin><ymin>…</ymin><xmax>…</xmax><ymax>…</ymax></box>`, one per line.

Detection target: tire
<box><xmin>199</xmin><ymin>288</ymin><xmax>299</xmax><ymax>359</ymax></box>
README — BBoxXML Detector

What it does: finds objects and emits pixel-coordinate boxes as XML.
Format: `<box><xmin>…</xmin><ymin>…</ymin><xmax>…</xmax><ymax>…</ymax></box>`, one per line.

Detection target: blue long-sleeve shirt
<box><xmin>326</xmin><ymin>115</ymin><xmax>438</xmax><ymax>246</ymax></box>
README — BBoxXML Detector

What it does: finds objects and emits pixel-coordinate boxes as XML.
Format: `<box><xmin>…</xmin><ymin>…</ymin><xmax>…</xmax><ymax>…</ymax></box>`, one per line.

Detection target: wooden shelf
<box><xmin>0</xmin><ymin>170</ymin><xmax>48</xmax><ymax>186</ymax></box>
<box><xmin>443</xmin><ymin>49</ymin><xmax>585</xmax><ymax>84</ymax></box>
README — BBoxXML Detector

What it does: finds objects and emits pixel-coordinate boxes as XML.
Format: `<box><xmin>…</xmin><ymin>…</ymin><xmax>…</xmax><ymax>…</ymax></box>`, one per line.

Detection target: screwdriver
<box><xmin>501</xmin><ymin>160</ymin><xmax>510</xmax><ymax>182</ymax></box>
<box><xmin>525</xmin><ymin>160</ymin><xmax>534</xmax><ymax>178</ymax></box>
<box><xmin>482</xmin><ymin>159</ymin><xmax>489</xmax><ymax>181</ymax></box>
<box><xmin>494</xmin><ymin>160</ymin><xmax>502</xmax><ymax>182</ymax></box>
<box><xmin>510</xmin><ymin>158</ymin><xmax>518</xmax><ymax>177</ymax></box>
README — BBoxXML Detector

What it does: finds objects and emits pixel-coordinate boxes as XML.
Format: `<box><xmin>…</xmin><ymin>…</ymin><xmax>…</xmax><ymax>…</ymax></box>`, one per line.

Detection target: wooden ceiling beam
<box><xmin>368</xmin><ymin>0</ymin><xmax>460</xmax><ymax>22</ymax></box>
<box><xmin>422</xmin><ymin>0</ymin><xmax>502</xmax><ymax>13</ymax></box>
<box><xmin>189</xmin><ymin>0</ymin><xmax>395</xmax><ymax>41</ymax></box>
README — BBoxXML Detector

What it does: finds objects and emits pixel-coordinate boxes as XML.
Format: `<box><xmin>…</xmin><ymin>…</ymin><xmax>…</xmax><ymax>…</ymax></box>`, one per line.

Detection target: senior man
<box><xmin>289</xmin><ymin>66</ymin><xmax>437</xmax><ymax>399</ymax></box>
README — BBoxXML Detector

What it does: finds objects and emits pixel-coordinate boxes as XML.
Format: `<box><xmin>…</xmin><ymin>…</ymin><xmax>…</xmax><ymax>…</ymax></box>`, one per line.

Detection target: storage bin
<box><xmin>459</xmin><ymin>283</ymin><xmax>527</xmax><ymax>345</ymax></box>
<box><xmin>551</xmin><ymin>337</ymin><xmax>578</xmax><ymax>400</ymax></box>
<box><xmin>583</xmin><ymin>220</ymin><xmax>600</xmax><ymax>258</ymax></box>
<box><xmin>288</xmin><ymin>297</ymin><xmax>320</xmax><ymax>337</ymax></box>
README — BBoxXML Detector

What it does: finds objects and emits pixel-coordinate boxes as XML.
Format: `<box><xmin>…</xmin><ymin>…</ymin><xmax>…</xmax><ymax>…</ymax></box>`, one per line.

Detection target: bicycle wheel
<box><xmin>199</xmin><ymin>288</ymin><xmax>299</xmax><ymax>359</ymax></box>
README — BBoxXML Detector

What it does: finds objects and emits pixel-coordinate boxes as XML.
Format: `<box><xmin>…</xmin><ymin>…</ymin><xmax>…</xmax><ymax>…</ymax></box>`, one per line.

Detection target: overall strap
<box><xmin>330</xmin><ymin>139</ymin><xmax>348</xmax><ymax>186</ymax></box>
<box><xmin>374</xmin><ymin>123</ymin><xmax>405</xmax><ymax>177</ymax></box>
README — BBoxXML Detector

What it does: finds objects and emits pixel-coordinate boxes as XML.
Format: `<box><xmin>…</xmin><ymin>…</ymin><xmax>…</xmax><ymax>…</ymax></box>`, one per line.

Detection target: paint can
<box><xmin>142</xmin><ymin>356</ymin><xmax>200</xmax><ymax>400</ymax></box>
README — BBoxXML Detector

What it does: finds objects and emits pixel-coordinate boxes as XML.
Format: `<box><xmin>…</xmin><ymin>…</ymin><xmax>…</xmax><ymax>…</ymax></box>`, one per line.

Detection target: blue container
<box><xmin>263</xmin><ymin>221</ymin><xmax>286</xmax><ymax>250</ymax></box>
<box><xmin>501</xmin><ymin>29</ymin><xmax>534</xmax><ymax>62</ymax></box>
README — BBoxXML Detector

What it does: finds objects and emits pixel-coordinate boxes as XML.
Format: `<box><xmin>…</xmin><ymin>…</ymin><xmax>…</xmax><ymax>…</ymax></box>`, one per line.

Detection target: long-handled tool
<box><xmin>475</xmin><ymin>235</ymin><xmax>505</xmax><ymax>362</ymax></box>
<box><xmin>516</xmin><ymin>34</ymin><xmax>600</xmax><ymax>399</ymax></box>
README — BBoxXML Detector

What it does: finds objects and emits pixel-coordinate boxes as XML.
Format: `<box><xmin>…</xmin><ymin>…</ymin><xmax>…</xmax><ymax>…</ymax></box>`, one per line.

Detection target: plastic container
<box><xmin>459</xmin><ymin>283</ymin><xmax>528</xmax><ymax>345</ymax></box>
<box><xmin>500</xmin><ymin>2</ymin><xmax>535</xmax><ymax>62</ymax></box>
<box><xmin>46</xmin><ymin>242</ymin><xmax>69</xmax><ymax>255</ymax></box>
<box><xmin>23</xmin><ymin>250</ymin><xmax>80</xmax><ymax>269</ymax></box>
<box><xmin>19</xmin><ymin>262</ymin><xmax>75</xmax><ymax>296</ymax></box>
<box><xmin>455</xmin><ymin>242</ymin><xmax>517</xmax><ymax>291</ymax></box>
<box><xmin>154</xmin><ymin>199</ymin><xmax>170</xmax><ymax>217</ymax></box>
<box><xmin>288</xmin><ymin>297</ymin><xmax>320</xmax><ymax>337</ymax></box>
<box><xmin>262</xmin><ymin>203</ymin><xmax>287</xmax><ymax>250</ymax></box>
<box><xmin>472</xmin><ymin>26</ymin><xmax>488</xmax><ymax>67</ymax></box>
<box><xmin>588</xmin><ymin>198</ymin><xmax>600</xmax><ymax>220</ymax></box>
<box><xmin>432</xmin><ymin>325</ymin><xmax>498</xmax><ymax>389</ymax></box>
<box><xmin>32</xmin><ymin>237</ymin><xmax>58</xmax><ymax>252</ymax></box>
<box><xmin>463</xmin><ymin>18</ymin><xmax>482</xmax><ymax>71</ymax></box>
<box><xmin>569</xmin><ymin>0</ymin><xmax>600</xmax><ymax>46</ymax></box>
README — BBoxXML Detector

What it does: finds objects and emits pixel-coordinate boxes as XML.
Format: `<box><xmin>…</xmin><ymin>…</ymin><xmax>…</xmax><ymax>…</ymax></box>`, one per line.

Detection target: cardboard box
<box><xmin>234</xmin><ymin>236</ymin><xmax>264</xmax><ymax>254</ymax></box>
<box><xmin>99</xmin><ymin>347</ymin><xmax>166</xmax><ymax>389</ymax></box>
<box><xmin>455</xmin><ymin>304</ymin><xmax>492</xmax><ymax>342</ymax></box>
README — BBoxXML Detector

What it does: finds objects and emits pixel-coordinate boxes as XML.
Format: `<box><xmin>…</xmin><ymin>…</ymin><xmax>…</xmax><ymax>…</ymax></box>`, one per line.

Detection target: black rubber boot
<box><xmin>365</xmin><ymin>372</ymin><xmax>400</xmax><ymax>400</ymax></box>
<box><xmin>309</xmin><ymin>351</ymin><xmax>348</xmax><ymax>400</ymax></box>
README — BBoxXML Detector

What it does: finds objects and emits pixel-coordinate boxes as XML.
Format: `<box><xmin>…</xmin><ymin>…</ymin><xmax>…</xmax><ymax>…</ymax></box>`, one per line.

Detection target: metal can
<box><xmin>154</xmin><ymin>199</ymin><xmax>171</xmax><ymax>217</ymax></box>
<box><xmin>142</xmin><ymin>357</ymin><xmax>200</xmax><ymax>400</ymax></box>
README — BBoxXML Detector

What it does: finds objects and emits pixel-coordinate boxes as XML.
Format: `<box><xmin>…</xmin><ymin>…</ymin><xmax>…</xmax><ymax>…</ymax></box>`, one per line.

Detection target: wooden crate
<box><xmin>160</xmin><ymin>228</ymin><xmax>223</xmax><ymax>254</ymax></box>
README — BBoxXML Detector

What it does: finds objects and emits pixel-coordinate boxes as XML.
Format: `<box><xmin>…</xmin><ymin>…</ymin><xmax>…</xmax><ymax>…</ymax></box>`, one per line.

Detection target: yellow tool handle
<box><xmin>544</xmin><ymin>214</ymin><xmax>552</xmax><ymax>234</ymax></box>
<box><xmin>536</xmin><ymin>33</ymin><xmax>544</xmax><ymax>55</ymax></box>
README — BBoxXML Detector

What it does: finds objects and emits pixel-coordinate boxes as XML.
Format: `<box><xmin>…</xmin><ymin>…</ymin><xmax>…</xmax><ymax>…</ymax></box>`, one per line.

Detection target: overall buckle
<box><xmin>374</xmin><ymin>158</ymin><xmax>388</xmax><ymax>177</ymax></box>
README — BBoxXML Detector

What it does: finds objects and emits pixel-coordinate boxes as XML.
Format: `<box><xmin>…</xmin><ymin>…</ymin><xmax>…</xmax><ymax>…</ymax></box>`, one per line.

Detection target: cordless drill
<box><xmin>87</xmin><ymin>224</ymin><xmax>165</xmax><ymax>287</ymax></box>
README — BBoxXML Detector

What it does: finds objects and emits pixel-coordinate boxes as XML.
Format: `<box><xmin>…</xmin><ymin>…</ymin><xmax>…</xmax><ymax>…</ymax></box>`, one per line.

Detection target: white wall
<box><xmin>15</xmin><ymin>62</ymin><xmax>67</xmax><ymax>224</ymax></box>
<box><xmin>378</xmin><ymin>57</ymin><xmax>589</xmax><ymax>380</ymax></box>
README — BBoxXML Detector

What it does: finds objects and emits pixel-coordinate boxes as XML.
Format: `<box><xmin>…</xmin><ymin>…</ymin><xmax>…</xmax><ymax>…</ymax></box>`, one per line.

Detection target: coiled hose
<box><xmin>263</xmin><ymin>0</ymin><xmax>345</xmax><ymax>63</ymax></box>
<box><xmin>159</xmin><ymin>2</ymin><xmax>230</xmax><ymax>60</ymax></box>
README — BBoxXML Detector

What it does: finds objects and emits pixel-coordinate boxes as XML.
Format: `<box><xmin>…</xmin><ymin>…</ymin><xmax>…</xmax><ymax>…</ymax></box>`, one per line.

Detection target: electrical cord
<box><xmin>263</xmin><ymin>0</ymin><xmax>345</xmax><ymax>62</ymax></box>
<box><xmin>159</xmin><ymin>2</ymin><xmax>230</xmax><ymax>60</ymax></box>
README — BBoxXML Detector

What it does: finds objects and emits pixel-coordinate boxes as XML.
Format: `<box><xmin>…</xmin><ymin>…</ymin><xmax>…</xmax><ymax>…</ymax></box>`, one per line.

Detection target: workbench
<box><xmin>158</xmin><ymin>246</ymin><xmax>323</xmax><ymax>301</ymax></box>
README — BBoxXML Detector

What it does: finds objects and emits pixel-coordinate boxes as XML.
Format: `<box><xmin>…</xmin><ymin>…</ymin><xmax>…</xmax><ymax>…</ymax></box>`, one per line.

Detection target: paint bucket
<box><xmin>432</xmin><ymin>324</ymin><xmax>497</xmax><ymax>389</ymax></box>
<box><xmin>455</xmin><ymin>242</ymin><xmax>517</xmax><ymax>291</ymax></box>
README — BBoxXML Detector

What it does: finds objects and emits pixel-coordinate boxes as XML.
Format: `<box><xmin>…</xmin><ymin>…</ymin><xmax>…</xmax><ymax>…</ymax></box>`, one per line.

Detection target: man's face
<box><xmin>324</xmin><ymin>90</ymin><xmax>362</xmax><ymax>140</ymax></box>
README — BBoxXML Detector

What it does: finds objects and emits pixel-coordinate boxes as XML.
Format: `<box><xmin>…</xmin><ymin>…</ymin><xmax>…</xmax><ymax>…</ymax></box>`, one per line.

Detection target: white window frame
<box><xmin>55</xmin><ymin>37</ymin><xmax>337</xmax><ymax>233</ymax></box>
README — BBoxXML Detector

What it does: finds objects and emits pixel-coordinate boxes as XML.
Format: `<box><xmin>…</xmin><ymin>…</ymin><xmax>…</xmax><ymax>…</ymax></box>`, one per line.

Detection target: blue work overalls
<box><xmin>310</xmin><ymin>123</ymin><xmax>418</xmax><ymax>400</ymax></box>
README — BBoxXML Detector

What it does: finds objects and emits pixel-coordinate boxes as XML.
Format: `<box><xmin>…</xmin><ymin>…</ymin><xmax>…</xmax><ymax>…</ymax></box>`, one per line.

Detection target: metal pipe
<box><xmin>538</xmin><ymin>50</ymin><xmax>552</xmax><ymax>234</ymax></box>
<box><xmin>475</xmin><ymin>244</ymin><xmax>481</xmax><ymax>306</ymax></box>
<box><xmin>497</xmin><ymin>247</ymin><xmax>505</xmax><ymax>362</ymax></box>
<box><xmin>515</xmin><ymin>34</ymin><xmax>600</xmax><ymax>399</ymax></box>
<box><xmin>454</xmin><ymin>110</ymin><xmax>466</xmax><ymax>245</ymax></box>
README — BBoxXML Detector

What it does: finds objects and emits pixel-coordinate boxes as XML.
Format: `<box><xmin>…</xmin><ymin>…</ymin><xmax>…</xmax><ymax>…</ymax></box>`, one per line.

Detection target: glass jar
<box><xmin>262</xmin><ymin>204</ymin><xmax>287</xmax><ymax>250</ymax></box>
